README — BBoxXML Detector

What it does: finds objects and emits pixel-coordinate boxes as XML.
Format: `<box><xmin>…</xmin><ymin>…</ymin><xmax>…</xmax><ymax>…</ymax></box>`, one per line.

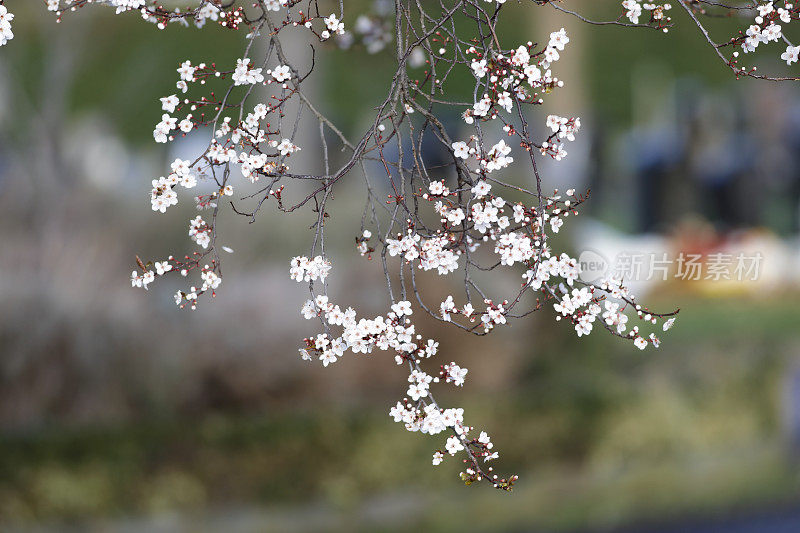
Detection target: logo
<box><xmin>578</xmin><ymin>249</ymin><xmax>610</xmax><ymax>283</ymax></box>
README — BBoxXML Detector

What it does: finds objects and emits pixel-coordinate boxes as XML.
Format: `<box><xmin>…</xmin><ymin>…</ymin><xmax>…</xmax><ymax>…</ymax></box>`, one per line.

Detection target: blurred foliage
<box><xmin>1</xmin><ymin>0</ymin><xmax>741</xmax><ymax>145</ymax></box>
<box><xmin>4</xmin><ymin>3</ymin><xmax>246</xmax><ymax>144</ymax></box>
<box><xmin>1</xmin><ymin>294</ymin><xmax>799</xmax><ymax>530</ymax></box>
<box><xmin>2</xmin><ymin>2</ymin><xmax>800</xmax><ymax>531</ymax></box>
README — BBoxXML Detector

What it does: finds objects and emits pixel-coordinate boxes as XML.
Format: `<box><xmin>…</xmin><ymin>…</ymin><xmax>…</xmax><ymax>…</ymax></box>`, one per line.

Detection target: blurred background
<box><xmin>2</xmin><ymin>1</ymin><xmax>800</xmax><ymax>531</ymax></box>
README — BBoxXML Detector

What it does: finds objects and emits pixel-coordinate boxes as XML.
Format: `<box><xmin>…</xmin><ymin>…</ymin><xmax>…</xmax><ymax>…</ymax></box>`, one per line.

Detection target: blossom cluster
<box><xmin>13</xmin><ymin>0</ymin><xmax>796</xmax><ymax>492</ymax></box>
<box><xmin>296</xmin><ymin>265</ymin><xmax>512</xmax><ymax>488</ymax></box>
<box><xmin>0</xmin><ymin>3</ymin><xmax>13</xmax><ymax>47</ymax></box>
<box><xmin>463</xmin><ymin>28</ymin><xmax>570</xmax><ymax>127</ymax></box>
<box><xmin>679</xmin><ymin>0</ymin><xmax>800</xmax><ymax>79</ymax></box>
<box><xmin>289</xmin><ymin>255</ymin><xmax>332</xmax><ymax>284</ymax></box>
<box><xmin>543</xmin><ymin>115</ymin><xmax>581</xmax><ymax>161</ymax></box>
<box><xmin>130</xmin><ymin>252</ymin><xmax>220</xmax><ymax>310</ymax></box>
<box><xmin>622</xmin><ymin>0</ymin><xmax>673</xmax><ymax>28</ymax></box>
<box><xmin>390</xmin><ymin>178</ymin><xmax>674</xmax><ymax>347</ymax></box>
<box><xmin>740</xmin><ymin>4</ymin><xmax>794</xmax><ymax>59</ymax></box>
<box><xmin>299</xmin><ymin>179</ymin><xmax>675</xmax><ymax>484</ymax></box>
<box><xmin>738</xmin><ymin>2</ymin><xmax>800</xmax><ymax>66</ymax></box>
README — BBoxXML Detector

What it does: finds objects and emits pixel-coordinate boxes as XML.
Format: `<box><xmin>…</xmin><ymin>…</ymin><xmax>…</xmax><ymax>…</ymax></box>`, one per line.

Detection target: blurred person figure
<box><xmin>689</xmin><ymin>91</ymin><xmax>758</xmax><ymax>232</ymax></box>
<box><xmin>628</xmin><ymin>79</ymin><xmax>700</xmax><ymax>233</ymax></box>
<box><xmin>782</xmin><ymin>99</ymin><xmax>800</xmax><ymax>233</ymax></box>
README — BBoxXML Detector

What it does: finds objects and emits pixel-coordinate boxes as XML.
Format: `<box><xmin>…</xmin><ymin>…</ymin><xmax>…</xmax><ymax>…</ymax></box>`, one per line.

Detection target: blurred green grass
<box><xmin>2</xmin><ymin>293</ymin><xmax>798</xmax><ymax>530</ymax></box>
